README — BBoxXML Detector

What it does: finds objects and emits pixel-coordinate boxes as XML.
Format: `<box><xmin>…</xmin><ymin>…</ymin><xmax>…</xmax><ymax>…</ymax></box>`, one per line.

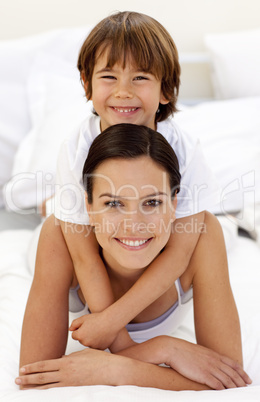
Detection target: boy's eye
<box><xmin>134</xmin><ymin>76</ymin><xmax>148</xmax><ymax>81</ymax></box>
<box><xmin>102</xmin><ymin>75</ymin><xmax>116</xmax><ymax>80</ymax></box>
<box><xmin>143</xmin><ymin>199</ymin><xmax>162</xmax><ymax>207</ymax></box>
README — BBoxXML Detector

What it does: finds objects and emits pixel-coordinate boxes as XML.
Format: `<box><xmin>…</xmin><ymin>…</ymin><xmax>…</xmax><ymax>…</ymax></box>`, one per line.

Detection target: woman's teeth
<box><xmin>120</xmin><ymin>239</ymin><xmax>148</xmax><ymax>247</ymax></box>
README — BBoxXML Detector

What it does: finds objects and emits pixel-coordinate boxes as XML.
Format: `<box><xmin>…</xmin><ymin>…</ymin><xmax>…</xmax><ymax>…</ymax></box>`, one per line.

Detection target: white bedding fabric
<box><xmin>204</xmin><ymin>29</ymin><xmax>260</xmax><ymax>99</ymax></box>
<box><xmin>1</xmin><ymin>222</ymin><xmax>260</xmax><ymax>401</ymax></box>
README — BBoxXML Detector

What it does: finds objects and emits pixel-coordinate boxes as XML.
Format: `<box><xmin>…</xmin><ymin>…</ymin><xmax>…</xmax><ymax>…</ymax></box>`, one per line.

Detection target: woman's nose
<box><xmin>122</xmin><ymin>210</ymin><xmax>146</xmax><ymax>234</ymax></box>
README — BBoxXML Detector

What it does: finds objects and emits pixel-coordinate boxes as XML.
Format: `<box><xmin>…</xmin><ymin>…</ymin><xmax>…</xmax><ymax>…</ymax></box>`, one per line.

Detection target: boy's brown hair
<box><xmin>77</xmin><ymin>11</ymin><xmax>181</xmax><ymax>122</ymax></box>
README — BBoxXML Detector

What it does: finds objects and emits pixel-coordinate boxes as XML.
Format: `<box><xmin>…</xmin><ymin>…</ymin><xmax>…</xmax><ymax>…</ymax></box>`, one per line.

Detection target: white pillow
<box><xmin>204</xmin><ymin>29</ymin><xmax>260</xmax><ymax>99</ymax></box>
<box><xmin>4</xmin><ymin>53</ymin><xmax>92</xmax><ymax>212</ymax></box>
<box><xmin>0</xmin><ymin>27</ymin><xmax>91</xmax><ymax>209</ymax></box>
<box><xmin>0</xmin><ymin>37</ymin><xmax>38</xmax><ymax>207</ymax></box>
<box><xmin>175</xmin><ymin>97</ymin><xmax>260</xmax><ymax>214</ymax></box>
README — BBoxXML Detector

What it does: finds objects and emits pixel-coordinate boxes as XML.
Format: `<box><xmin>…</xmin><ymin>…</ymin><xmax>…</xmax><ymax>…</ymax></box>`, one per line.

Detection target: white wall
<box><xmin>1</xmin><ymin>0</ymin><xmax>259</xmax><ymax>46</ymax></box>
<box><xmin>1</xmin><ymin>0</ymin><xmax>259</xmax><ymax>99</ymax></box>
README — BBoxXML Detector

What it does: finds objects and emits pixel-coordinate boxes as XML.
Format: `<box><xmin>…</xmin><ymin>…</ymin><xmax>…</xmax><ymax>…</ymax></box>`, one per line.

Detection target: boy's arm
<box><xmin>60</xmin><ymin>220</ymin><xmax>113</xmax><ymax>311</ymax></box>
<box><xmin>59</xmin><ymin>219</ymin><xmax>134</xmax><ymax>350</ymax></box>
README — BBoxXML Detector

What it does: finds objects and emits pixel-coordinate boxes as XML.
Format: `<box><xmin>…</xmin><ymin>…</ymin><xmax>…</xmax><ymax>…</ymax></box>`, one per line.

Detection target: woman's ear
<box><xmin>170</xmin><ymin>195</ymin><xmax>178</xmax><ymax>222</ymax></box>
<box><xmin>85</xmin><ymin>193</ymin><xmax>94</xmax><ymax>226</ymax></box>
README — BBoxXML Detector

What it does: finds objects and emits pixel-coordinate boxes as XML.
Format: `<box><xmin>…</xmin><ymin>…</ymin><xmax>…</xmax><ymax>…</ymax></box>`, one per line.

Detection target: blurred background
<box><xmin>0</xmin><ymin>0</ymin><xmax>259</xmax><ymax>99</ymax></box>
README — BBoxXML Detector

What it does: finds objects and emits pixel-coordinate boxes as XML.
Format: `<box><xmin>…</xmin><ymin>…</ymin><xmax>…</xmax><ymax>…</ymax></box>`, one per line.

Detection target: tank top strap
<box><xmin>174</xmin><ymin>278</ymin><xmax>182</xmax><ymax>306</ymax></box>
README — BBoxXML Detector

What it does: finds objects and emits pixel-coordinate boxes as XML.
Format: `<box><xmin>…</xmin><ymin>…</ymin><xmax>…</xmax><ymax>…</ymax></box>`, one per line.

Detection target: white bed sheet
<box><xmin>0</xmin><ymin>224</ymin><xmax>260</xmax><ymax>401</ymax></box>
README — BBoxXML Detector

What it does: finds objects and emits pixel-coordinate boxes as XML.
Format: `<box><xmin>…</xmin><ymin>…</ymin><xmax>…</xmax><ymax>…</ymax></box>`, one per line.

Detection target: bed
<box><xmin>0</xmin><ymin>24</ymin><xmax>260</xmax><ymax>402</ymax></box>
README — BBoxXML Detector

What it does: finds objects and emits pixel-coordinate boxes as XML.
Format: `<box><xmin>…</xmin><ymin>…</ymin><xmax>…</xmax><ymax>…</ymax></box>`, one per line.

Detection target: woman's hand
<box><xmin>162</xmin><ymin>336</ymin><xmax>251</xmax><ymax>390</ymax></box>
<box><xmin>16</xmin><ymin>348</ymin><xmax>121</xmax><ymax>389</ymax></box>
<box><xmin>118</xmin><ymin>336</ymin><xmax>251</xmax><ymax>390</ymax></box>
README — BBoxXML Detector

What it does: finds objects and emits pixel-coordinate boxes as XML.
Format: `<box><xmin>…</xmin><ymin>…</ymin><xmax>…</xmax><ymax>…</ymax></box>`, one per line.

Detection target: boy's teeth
<box><xmin>120</xmin><ymin>239</ymin><xmax>148</xmax><ymax>247</ymax></box>
<box><xmin>114</xmin><ymin>107</ymin><xmax>136</xmax><ymax>113</ymax></box>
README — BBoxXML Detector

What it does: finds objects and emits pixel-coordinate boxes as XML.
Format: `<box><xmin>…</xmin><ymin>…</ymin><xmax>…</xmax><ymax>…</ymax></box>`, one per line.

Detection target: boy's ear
<box><xmin>159</xmin><ymin>92</ymin><xmax>170</xmax><ymax>105</ymax></box>
<box><xmin>85</xmin><ymin>193</ymin><xmax>94</xmax><ymax>226</ymax></box>
<box><xmin>81</xmin><ymin>73</ymin><xmax>91</xmax><ymax>100</ymax></box>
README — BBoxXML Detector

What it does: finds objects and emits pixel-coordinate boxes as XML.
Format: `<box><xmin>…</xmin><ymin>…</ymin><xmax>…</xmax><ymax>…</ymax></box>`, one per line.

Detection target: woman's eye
<box><xmin>105</xmin><ymin>200</ymin><xmax>122</xmax><ymax>208</ymax></box>
<box><xmin>143</xmin><ymin>199</ymin><xmax>162</xmax><ymax>207</ymax></box>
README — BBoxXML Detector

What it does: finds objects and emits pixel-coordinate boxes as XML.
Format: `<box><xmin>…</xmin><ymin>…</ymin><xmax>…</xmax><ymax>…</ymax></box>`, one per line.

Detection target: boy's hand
<box><xmin>69</xmin><ymin>312</ymin><xmax>119</xmax><ymax>350</ymax></box>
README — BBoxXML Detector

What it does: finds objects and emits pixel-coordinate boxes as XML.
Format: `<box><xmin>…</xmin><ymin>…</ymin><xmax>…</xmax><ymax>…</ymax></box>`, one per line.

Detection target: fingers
<box><xmin>205</xmin><ymin>357</ymin><xmax>252</xmax><ymax>390</ymax></box>
<box><xmin>69</xmin><ymin>317</ymin><xmax>88</xmax><ymax>343</ymax></box>
<box><xmin>69</xmin><ymin>317</ymin><xmax>82</xmax><ymax>331</ymax></box>
<box><xmin>199</xmin><ymin>347</ymin><xmax>252</xmax><ymax>390</ymax></box>
<box><xmin>202</xmin><ymin>367</ymin><xmax>245</xmax><ymax>390</ymax></box>
<box><xmin>16</xmin><ymin>372</ymin><xmax>60</xmax><ymax>388</ymax></box>
<box><xmin>71</xmin><ymin>327</ymin><xmax>82</xmax><ymax>341</ymax></box>
<box><xmin>210</xmin><ymin>368</ymin><xmax>242</xmax><ymax>390</ymax></box>
<box><xmin>15</xmin><ymin>360</ymin><xmax>62</xmax><ymax>388</ymax></box>
<box><xmin>31</xmin><ymin>382</ymin><xmax>64</xmax><ymax>390</ymax></box>
<box><xmin>18</xmin><ymin>359</ymin><xmax>60</xmax><ymax>375</ymax></box>
<box><xmin>220</xmin><ymin>356</ymin><xmax>252</xmax><ymax>385</ymax></box>
<box><xmin>204</xmin><ymin>374</ymin><xmax>225</xmax><ymax>391</ymax></box>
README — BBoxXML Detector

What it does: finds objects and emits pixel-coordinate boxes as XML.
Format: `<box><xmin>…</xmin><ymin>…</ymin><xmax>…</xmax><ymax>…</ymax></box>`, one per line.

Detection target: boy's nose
<box><xmin>114</xmin><ymin>81</ymin><xmax>133</xmax><ymax>99</ymax></box>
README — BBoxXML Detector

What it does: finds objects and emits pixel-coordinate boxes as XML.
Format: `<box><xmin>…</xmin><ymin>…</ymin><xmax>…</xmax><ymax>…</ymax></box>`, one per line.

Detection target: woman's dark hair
<box><xmin>83</xmin><ymin>124</ymin><xmax>181</xmax><ymax>203</ymax></box>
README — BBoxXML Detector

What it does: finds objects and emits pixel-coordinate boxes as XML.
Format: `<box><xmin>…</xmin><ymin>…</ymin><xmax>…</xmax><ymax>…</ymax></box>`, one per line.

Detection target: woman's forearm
<box><xmin>115</xmin><ymin>336</ymin><xmax>166</xmax><ymax>364</ymax></box>
<box><xmin>114</xmin><ymin>354</ymin><xmax>209</xmax><ymax>390</ymax></box>
<box><xmin>16</xmin><ymin>347</ymin><xmax>208</xmax><ymax>391</ymax></box>
<box><xmin>17</xmin><ymin>338</ymin><xmax>250</xmax><ymax>390</ymax></box>
<box><xmin>115</xmin><ymin>336</ymin><xmax>251</xmax><ymax>390</ymax></box>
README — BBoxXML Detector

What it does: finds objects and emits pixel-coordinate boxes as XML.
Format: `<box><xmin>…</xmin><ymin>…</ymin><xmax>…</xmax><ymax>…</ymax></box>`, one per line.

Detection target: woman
<box><xmin>17</xmin><ymin>124</ymin><xmax>251</xmax><ymax>390</ymax></box>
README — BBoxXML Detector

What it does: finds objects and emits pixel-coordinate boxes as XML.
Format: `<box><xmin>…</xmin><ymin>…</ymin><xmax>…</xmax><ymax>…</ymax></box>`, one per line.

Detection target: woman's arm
<box><xmin>15</xmin><ymin>340</ymin><xmax>251</xmax><ymax>391</ymax></box>
<box><xmin>116</xmin><ymin>336</ymin><xmax>251</xmax><ymax>390</ymax></box>
<box><xmin>190</xmin><ymin>212</ymin><xmax>243</xmax><ymax>364</ymax></box>
<box><xmin>20</xmin><ymin>216</ymin><xmax>74</xmax><ymax>368</ymax></box>
<box><xmin>16</xmin><ymin>348</ymin><xmax>209</xmax><ymax>391</ymax></box>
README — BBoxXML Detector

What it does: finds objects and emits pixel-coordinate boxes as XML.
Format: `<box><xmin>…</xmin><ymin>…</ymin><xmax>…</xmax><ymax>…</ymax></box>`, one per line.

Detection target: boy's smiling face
<box><xmin>89</xmin><ymin>50</ymin><xmax>169</xmax><ymax>131</ymax></box>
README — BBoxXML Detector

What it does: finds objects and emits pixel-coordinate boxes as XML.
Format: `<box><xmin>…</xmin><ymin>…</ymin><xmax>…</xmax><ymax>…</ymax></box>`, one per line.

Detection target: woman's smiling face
<box><xmin>86</xmin><ymin>155</ymin><xmax>176</xmax><ymax>278</ymax></box>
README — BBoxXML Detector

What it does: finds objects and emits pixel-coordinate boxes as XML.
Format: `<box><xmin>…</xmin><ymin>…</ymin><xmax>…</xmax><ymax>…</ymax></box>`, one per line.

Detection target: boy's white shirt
<box><xmin>54</xmin><ymin>114</ymin><xmax>220</xmax><ymax>224</ymax></box>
